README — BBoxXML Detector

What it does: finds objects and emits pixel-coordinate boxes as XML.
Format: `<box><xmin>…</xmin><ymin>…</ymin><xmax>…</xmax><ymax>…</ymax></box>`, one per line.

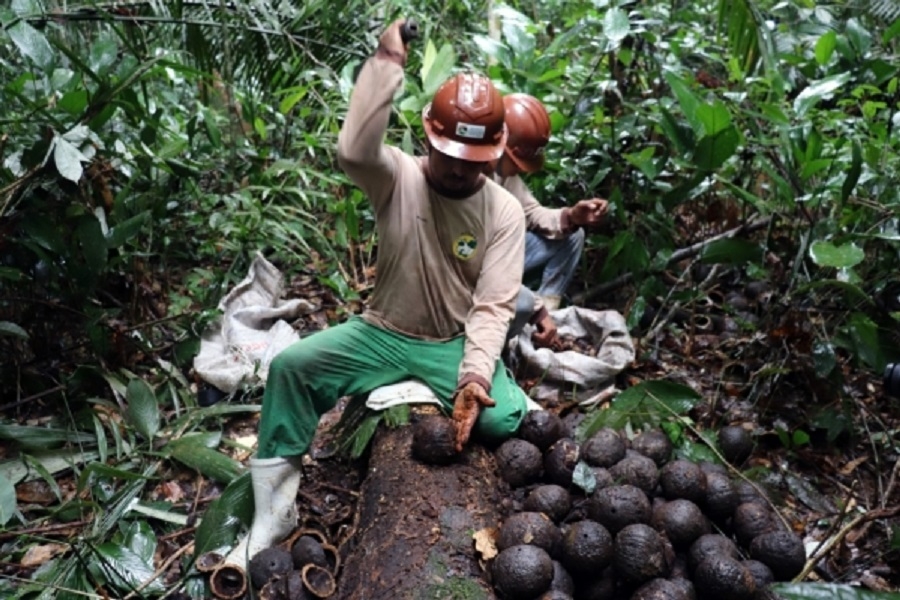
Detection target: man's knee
<box><xmin>567</xmin><ymin>228</ymin><xmax>586</xmax><ymax>254</ymax></box>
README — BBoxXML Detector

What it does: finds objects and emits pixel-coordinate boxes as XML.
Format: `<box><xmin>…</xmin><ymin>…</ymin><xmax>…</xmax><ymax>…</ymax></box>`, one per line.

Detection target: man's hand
<box><xmin>452</xmin><ymin>382</ymin><xmax>496</xmax><ymax>452</ymax></box>
<box><xmin>568</xmin><ymin>198</ymin><xmax>609</xmax><ymax>228</ymax></box>
<box><xmin>378</xmin><ymin>19</ymin><xmax>412</xmax><ymax>63</ymax></box>
<box><xmin>532</xmin><ymin>312</ymin><xmax>561</xmax><ymax>351</ymax></box>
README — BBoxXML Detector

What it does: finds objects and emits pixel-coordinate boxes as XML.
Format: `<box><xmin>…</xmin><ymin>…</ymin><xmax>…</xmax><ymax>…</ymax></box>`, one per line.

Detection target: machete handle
<box><xmin>400</xmin><ymin>19</ymin><xmax>420</xmax><ymax>44</ymax></box>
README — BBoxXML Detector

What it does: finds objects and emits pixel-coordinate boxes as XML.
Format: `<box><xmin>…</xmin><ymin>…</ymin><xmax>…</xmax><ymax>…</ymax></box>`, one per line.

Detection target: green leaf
<box><xmin>421</xmin><ymin>41</ymin><xmax>456</xmax><ymax>97</ymax></box>
<box><xmin>89</xmin><ymin>33</ymin><xmax>118</xmax><ymax>76</ymax></box>
<box><xmin>194</xmin><ymin>471</ymin><xmax>253</xmax><ymax>556</ymax></box>
<box><xmin>5</xmin><ymin>19</ymin><xmax>54</xmax><ymax>69</ymax></box>
<box><xmin>572</xmin><ymin>461</ymin><xmax>597</xmax><ymax>495</ymax></box>
<box><xmin>53</xmin><ymin>135</ymin><xmax>88</xmax><ymax>182</ymax></box>
<box><xmin>664</xmin><ymin>71</ymin><xmax>703</xmax><ymax>134</ymax></box>
<box><xmin>603</xmin><ymin>8</ymin><xmax>630</xmax><ymax>45</ymax></box>
<box><xmin>0</xmin><ymin>473</ymin><xmax>16</xmax><ymax>526</ymax></box>
<box><xmin>815</xmin><ymin>30</ymin><xmax>837</xmax><ymax>65</ymax></box>
<box><xmin>0</xmin><ymin>423</ymin><xmax>95</xmax><ymax>450</ymax></box>
<box><xmin>772</xmin><ymin>583</ymin><xmax>900</xmax><ymax>600</ymax></box>
<box><xmin>92</xmin><ymin>542</ymin><xmax>164</xmax><ymax>594</ymax></box>
<box><xmin>76</xmin><ymin>215</ymin><xmax>108</xmax><ymax>275</ymax></box>
<box><xmin>658</xmin><ymin>107</ymin><xmax>695</xmax><ymax>155</ymax></box>
<box><xmin>793</xmin><ymin>72</ymin><xmax>852</xmax><ymax>117</ymax></box>
<box><xmin>693</xmin><ymin>126</ymin><xmax>740</xmax><ymax>171</ymax></box>
<box><xmin>809</xmin><ymin>241</ymin><xmax>865</xmax><ymax>268</ymax></box>
<box><xmin>577</xmin><ymin>380</ymin><xmax>702</xmax><ymax>439</ymax></box>
<box><xmin>846</xmin><ymin>312</ymin><xmax>883</xmax><ymax>370</ymax></box>
<box><xmin>124</xmin><ymin>378</ymin><xmax>159</xmax><ymax>440</ymax></box>
<box><xmin>106</xmin><ymin>212</ymin><xmax>151</xmax><ymax>248</ymax></box>
<box><xmin>841</xmin><ymin>141</ymin><xmax>862</xmax><ymax>203</ymax></box>
<box><xmin>700</xmin><ymin>238</ymin><xmax>763</xmax><ymax>265</ymax></box>
<box><xmin>812</xmin><ymin>341</ymin><xmax>837</xmax><ymax>377</ymax></box>
<box><xmin>22</xmin><ymin>214</ymin><xmax>66</xmax><ymax>255</ymax></box>
<box><xmin>0</xmin><ymin>321</ymin><xmax>28</xmax><ymax>339</ymax></box>
<box><xmin>122</xmin><ymin>520</ymin><xmax>157</xmax><ymax>563</ymax></box>
<box><xmin>58</xmin><ymin>89</ymin><xmax>89</xmax><ymax>115</ymax></box>
<box><xmin>695</xmin><ymin>100</ymin><xmax>732</xmax><ymax>137</ymax></box>
<box><xmin>166</xmin><ymin>435</ymin><xmax>244</xmax><ymax>484</ymax></box>
<box><xmin>77</xmin><ymin>463</ymin><xmax>148</xmax><ymax>493</ymax></box>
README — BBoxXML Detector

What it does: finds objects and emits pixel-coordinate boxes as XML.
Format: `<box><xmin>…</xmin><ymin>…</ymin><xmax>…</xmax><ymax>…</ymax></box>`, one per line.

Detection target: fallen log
<box><xmin>336</xmin><ymin>417</ymin><xmax>506</xmax><ymax>600</ymax></box>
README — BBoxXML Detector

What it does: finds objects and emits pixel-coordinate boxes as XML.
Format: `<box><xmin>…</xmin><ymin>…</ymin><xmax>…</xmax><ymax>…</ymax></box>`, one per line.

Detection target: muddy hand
<box><xmin>570</xmin><ymin>198</ymin><xmax>609</xmax><ymax>227</ymax></box>
<box><xmin>532</xmin><ymin>312</ymin><xmax>561</xmax><ymax>351</ymax></box>
<box><xmin>452</xmin><ymin>381</ymin><xmax>496</xmax><ymax>452</ymax></box>
<box><xmin>380</xmin><ymin>19</ymin><xmax>414</xmax><ymax>58</ymax></box>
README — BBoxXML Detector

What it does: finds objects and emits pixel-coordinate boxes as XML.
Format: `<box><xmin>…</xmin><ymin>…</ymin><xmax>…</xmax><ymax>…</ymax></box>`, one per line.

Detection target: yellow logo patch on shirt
<box><xmin>453</xmin><ymin>234</ymin><xmax>478</xmax><ymax>260</ymax></box>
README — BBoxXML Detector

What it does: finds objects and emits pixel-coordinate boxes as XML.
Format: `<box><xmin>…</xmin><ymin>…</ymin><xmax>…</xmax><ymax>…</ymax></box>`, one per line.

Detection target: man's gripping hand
<box><xmin>377</xmin><ymin>19</ymin><xmax>412</xmax><ymax>66</ymax></box>
<box><xmin>568</xmin><ymin>198</ymin><xmax>609</xmax><ymax>228</ymax></box>
<box><xmin>452</xmin><ymin>381</ymin><xmax>496</xmax><ymax>452</ymax></box>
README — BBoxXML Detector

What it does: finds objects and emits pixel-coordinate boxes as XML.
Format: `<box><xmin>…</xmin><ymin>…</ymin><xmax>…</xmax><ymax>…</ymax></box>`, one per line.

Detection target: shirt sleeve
<box><xmin>503</xmin><ymin>175</ymin><xmax>573</xmax><ymax>240</ymax></box>
<box><xmin>336</xmin><ymin>56</ymin><xmax>405</xmax><ymax>211</ymax></box>
<box><xmin>457</xmin><ymin>191</ymin><xmax>527</xmax><ymax>391</ymax></box>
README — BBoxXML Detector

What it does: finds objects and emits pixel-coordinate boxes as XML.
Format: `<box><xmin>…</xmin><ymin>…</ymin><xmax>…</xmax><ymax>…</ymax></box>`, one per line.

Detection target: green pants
<box><xmin>257</xmin><ymin>317</ymin><xmax>527</xmax><ymax>458</ymax></box>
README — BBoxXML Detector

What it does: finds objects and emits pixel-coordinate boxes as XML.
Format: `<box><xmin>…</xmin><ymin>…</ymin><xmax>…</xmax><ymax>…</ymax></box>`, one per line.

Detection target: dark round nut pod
<box><xmin>697</xmin><ymin>460</ymin><xmax>728</xmax><ymax>476</ymax></box>
<box><xmin>631</xmin><ymin>577</ymin><xmax>695</xmax><ymax>600</ymax></box>
<box><xmin>587</xmin><ymin>484</ymin><xmax>651</xmax><ymax>534</ymax></box>
<box><xmin>291</xmin><ymin>535</ymin><xmax>328</xmax><ymax>569</ymax></box>
<box><xmin>411</xmin><ymin>415</ymin><xmax>458</xmax><ymax>465</ymax></box>
<box><xmin>732</xmin><ymin>502</ymin><xmax>777</xmax><ymax>548</ymax></box>
<box><xmin>693</xmin><ymin>555</ymin><xmax>756</xmax><ymax>600</ymax></box>
<box><xmin>549</xmin><ymin>560</ymin><xmax>575</xmax><ymax>596</ymax></box>
<box><xmin>524</xmin><ymin>485</ymin><xmax>572</xmax><ymax>523</ymax></box>
<box><xmin>718</xmin><ymin>425</ymin><xmax>754</xmax><ymax>465</ymax></box>
<box><xmin>609</xmin><ymin>450</ymin><xmax>659</xmax><ymax>495</ymax></box>
<box><xmin>632</xmin><ymin>428</ymin><xmax>674</xmax><ymax>466</ymax></box>
<box><xmin>544</xmin><ymin>438</ymin><xmax>581</xmax><ymax>487</ymax></box>
<box><xmin>580</xmin><ymin>427</ymin><xmax>626</xmax><ymax>468</ymax></box>
<box><xmin>749</xmin><ymin>530</ymin><xmax>806</xmax><ymax>581</ymax></box>
<box><xmin>688</xmin><ymin>534</ymin><xmax>741</xmax><ymax>574</ymax></box>
<box><xmin>703</xmin><ymin>471</ymin><xmax>739</xmax><ymax>523</ymax></box>
<box><xmin>518</xmin><ymin>410</ymin><xmax>566</xmax><ymax>451</ymax></box>
<box><xmin>659</xmin><ymin>460</ymin><xmax>707</xmax><ymax>502</ymax></box>
<box><xmin>614</xmin><ymin>523</ymin><xmax>671</xmax><ymax>585</ymax></box>
<box><xmin>650</xmin><ymin>499</ymin><xmax>711</xmax><ymax>549</ymax></box>
<box><xmin>248</xmin><ymin>546</ymin><xmax>293</xmax><ymax>590</ymax></box>
<box><xmin>743</xmin><ymin>559</ymin><xmax>775</xmax><ymax>588</ymax></box>
<box><xmin>571</xmin><ymin>567</ymin><xmax>616</xmax><ymax>600</ymax></box>
<box><xmin>735</xmin><ymin>480</ymin><xmax>770</xmax><ymax>507</ymax></box>
<box><xmin>497</xmin><ymin>511</ymin><xmax>563</xmax><ymax>558</ymax></box>
<box><xmin>559</xmin><ymin>519</ymin><xmax>614</xmax><ymax>575</ymax></box>
<box><xmin>495</xmin><ymin>438</ymin><xmax>544</xmax><ymax>488</ymax></box>
<box><xmin>492</xmin><ymin>544</ymin><xmax>554</xmax><ymax>599</ymax></box>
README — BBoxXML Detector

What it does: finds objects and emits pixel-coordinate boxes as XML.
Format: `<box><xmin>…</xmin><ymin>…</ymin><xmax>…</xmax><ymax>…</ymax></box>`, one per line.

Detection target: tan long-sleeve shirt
<box><xmin>493</xmin><ymin>173</ymin><xmax>575</xmax><ymax>239</ymax></box>
<box><xmin>337</xmin><ymin>55</ymin><xmax>526</xmax><ymax>391</ymax></box>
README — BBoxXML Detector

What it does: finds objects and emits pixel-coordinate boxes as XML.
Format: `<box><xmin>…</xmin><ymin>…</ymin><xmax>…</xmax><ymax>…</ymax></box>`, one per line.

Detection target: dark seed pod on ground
<box><xmin>670</xmin><ymin>553</ymin><xmax>690</xmax><ymax>580</ymax></box>
<box><xmin>688</xmin><ymin>534</ymin><xmax>741</xmax><ymax>574</ymax></box>
<box><xmin>742</xmin><ymin>559</ymin><xmax>775</xmax><ymax>588</ymax></box>
<box><xmin>693</xmin><ymin>555</ymin><xmax>756</xmax><ymax>600</ymax></box>
<box><xmin>559</xmin><ymin>519</ymin><xmax>614</xmax><ymax>575</ymax></box>
<box><xmin>632</xmin><ymin>429</ymin><xmax>674</xmax><ymax>467</ymax></box>
<box><xmin>496</xmin><ymin>438</ymin><xmax>544</xmax><ymax>488</ymax></box>
<box><xmin>524</xmin><ymin>485</ymin><xmax>573</xmax><ymax>523</ymax></box>
<box><xmin>283</xmin><ymin>570</ymin><xmax>313</xmax><ymax>599</ymax></box>
<box><xmin>544</xmin><ymin>438</ymin><xmax>581</xmax><ymax>487</ymax></box>
<box><xmin>659</xmin><ymin>460</ymin><xmax>707</xmax><ymax>503</ymax></box>
<box><xmin>589</xmin><ymin>467</ymin><xmax>614</xmax><ymax>494</ymax></box>
<box><xmin>697</xmin><ymin>461</ymin><xmax>728</xmax><ymax>476</ymax></box>
<box><xmin>703</xmin><ymin>471</ymin><xmax>738</xmax><ymax>523</ymax></box>
<box><xmin>587</xmin><ymin>484</ymin><xmax>652</xmax><ymax>534</ymax></box>
<box><xmin>749</xmin><ymin>530</ymin><xmax>806</xmax><ymax>581</ymax></box>
<box><xmin>291</xmin><ymin>535</ymin><xmax>328</xmax><ymax>569</ymax></box>
<box><xmin>561</xmin><ymin>412</ymin><xmax>586</xmax><ymax>438</ymax></box>
<box><xmin>580</xmin><ymin>427</ymin><xmax>626</xmax><ymax>468</ymax></box>
<box><xmin>549</xmin><ymin>560</ymin><xmax>575</xmax><ymax>595</ymax></box>
<box><xmin>732</xmin><ymin>502</ymin><xmax>777</xmax><ymax>548</ymax></box>
<box><xmin>735</xmin><ymin>480</ymin><xmax>770</xmax><ymax>507</ymax></box>
<box><xmin>651</xmin><ymin>499</ymin><xmax>711</xmax><ymax>549</ymax></box>
<box><xmin>411</xmin><ymin>415</ymin><xmax>458</xmax><ymax>465</ymax></box>
<box><xmin>718</xmin><ymin>425</ymin><xmax>754</xmax><ymax>465</ymax></box>
<box><xmin>609</xmin><ymin>450</ymin><xmax>659</xmax><ymax>495</ymax></box>
<box><xmin>519</xmin><ymin>410</ymin><xmax>566</xmax><ymax>451</ymax></box>
<box><xmin>497</xmin><ymin>512</ymin><xmax>563</xmax><ymax>558</ymax></box>
<box><xmin>668</xmin><ymin>577</ymin><xmax>697</xmax><ymax>600</ymax></box>
<box><xmin>492</xmin><ymin>544</ymin><xmax>554</xmax><ymax>599</ymax></box>
<box><xmin>614</xmin><ymin>523</ymin><xmax>671</xmax><ymax>585</ymax></box>
<box><xmin>631</xmin><ymin>578</ymin><xmax>694</xmax><ymax>600</ymax></box>
<box><xmin>572</xmin><ymin>566</ymin><xmax>617</xmax><ymax>600</ymax></box>
<box><xmin>248</xmin><ymin>546</ymin><xmax>293</xmax><ymax>590</ymax></box>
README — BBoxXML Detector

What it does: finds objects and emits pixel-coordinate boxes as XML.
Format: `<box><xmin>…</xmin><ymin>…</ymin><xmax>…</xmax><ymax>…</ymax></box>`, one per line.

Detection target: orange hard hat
<box><xmin>422</xmin><ymin>73</ymin><xmax>507</xmax><ymax>163</ymax></box>
<box><xmin>502</xmin><ymin>93</ymin><xmax>551</xmax><ymax>173</ymax></box>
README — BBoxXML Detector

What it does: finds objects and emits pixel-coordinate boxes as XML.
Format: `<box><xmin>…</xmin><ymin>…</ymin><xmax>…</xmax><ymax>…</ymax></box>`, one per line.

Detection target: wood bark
<box><xmin>336</xmin><ymin>421</ymin><xmax>507</xmax><ymax>600</ymax></box>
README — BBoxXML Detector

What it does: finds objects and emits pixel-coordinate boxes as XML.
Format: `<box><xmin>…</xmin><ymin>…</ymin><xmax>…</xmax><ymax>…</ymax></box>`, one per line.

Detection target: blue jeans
<box><xmin>525</xmin><ymin>229</ymin><xmax>585</xmax><ymax>298</ymax></box>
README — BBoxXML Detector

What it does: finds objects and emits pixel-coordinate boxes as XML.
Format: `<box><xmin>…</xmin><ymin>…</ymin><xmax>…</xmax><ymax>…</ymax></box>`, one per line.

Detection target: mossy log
<box><xmin>336</xmin><ymin>422</ymin><xmax>506</xmax><ymax>600</ymax></box>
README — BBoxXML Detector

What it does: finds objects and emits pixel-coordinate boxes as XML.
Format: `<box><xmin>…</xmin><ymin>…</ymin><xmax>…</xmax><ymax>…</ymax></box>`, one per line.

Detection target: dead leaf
<box><xmin>839</xmin><ymin>456</ymin><xmax>867</xmax><ymax>476</ymax></box>
<box><xmin>16</xmin><ymin>481</ymin><xmax>56</xmax><ymax>505</ymax></box>
<box><xmin>21</xmin><ymin>543</ymin><xmax>69</xmax><ymax>567</ymax></box>
<box><xmin>473</xmin><ymin>527</ymin><xmax>497</xmax><ymax>561</ymax></box>
<box><xmin>159</xmin><ymin>480</ymin><xmax>184</xmax><ymax>503</ymax></box>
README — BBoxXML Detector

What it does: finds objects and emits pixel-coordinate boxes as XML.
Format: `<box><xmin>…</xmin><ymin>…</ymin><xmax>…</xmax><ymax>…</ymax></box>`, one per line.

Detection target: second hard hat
<box><xmin>502</xmin><ymin>93</ymin><xmax>551</xmax><ymax>173</ymax></box>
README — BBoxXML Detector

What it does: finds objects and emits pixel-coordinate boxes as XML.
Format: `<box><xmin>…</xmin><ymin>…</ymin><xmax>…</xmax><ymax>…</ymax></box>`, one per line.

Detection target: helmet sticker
<box><xmin>455</xmin><ymin>122</ymin><xmax>486</xmax><ymax>140</ymax></box>
<box><xmin>453</xmin><ymin>234</ymin><xmax>478</xmax><ymax>260</ymax></box>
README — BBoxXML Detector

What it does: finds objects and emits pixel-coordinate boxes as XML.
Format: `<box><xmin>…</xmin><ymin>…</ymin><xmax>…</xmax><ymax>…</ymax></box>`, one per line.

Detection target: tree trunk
<box><xmin>336</xmin><ymin>421</ymin><xmax>506</xmax><ymax>600</ymax></box>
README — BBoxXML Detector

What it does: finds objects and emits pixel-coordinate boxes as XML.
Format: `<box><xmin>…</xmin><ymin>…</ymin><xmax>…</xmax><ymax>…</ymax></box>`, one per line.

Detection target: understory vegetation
<box><xmin>2</xmin><ymin>0</ymin><xmax>900</xmax><ymax>598</ymax></box>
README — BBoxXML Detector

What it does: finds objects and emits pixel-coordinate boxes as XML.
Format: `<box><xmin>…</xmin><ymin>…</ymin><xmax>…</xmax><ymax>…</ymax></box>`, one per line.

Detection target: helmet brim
<box><xmin>423</xmin><ymin>109</ymin><xmax>508</xmax><ymax>163</ymax></box>
<box><xmin>506</xmin><ymin>149</ymin><xmax>545</xmax><ymax>173</ymax></box>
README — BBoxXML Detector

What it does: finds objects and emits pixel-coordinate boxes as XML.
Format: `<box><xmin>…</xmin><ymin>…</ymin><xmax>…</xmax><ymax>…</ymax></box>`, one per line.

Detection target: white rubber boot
<box><xmin>223</xmin><ymin>456</ymin><xmax>301</xmax><ymax>568</ymax></box>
